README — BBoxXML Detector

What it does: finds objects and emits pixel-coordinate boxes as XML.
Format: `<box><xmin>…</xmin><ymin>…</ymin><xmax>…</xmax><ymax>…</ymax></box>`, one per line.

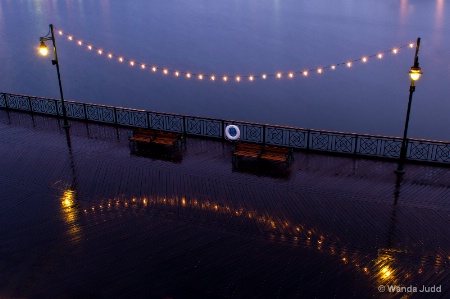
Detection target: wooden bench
<box><xmin>232</xmin><ymin>142</ymin><xmax>293</xmax><ymax>166</ymax></box>
<box><xmin>129</xmin><ymin>128</ymin><xmax>184</xmax><ymax>150</ymax></box>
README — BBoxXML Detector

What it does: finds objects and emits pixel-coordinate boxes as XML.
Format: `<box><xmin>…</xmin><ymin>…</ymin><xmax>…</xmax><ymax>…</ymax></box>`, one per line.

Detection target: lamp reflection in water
<box><xmin>59</xmin><ymin>127</ymin><xmax>83</xmax><ymax>244</ymax></box>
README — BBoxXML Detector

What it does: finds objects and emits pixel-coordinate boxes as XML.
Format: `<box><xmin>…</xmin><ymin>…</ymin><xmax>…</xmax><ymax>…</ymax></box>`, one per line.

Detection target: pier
<box><xmin>0</xmin><ymin>107</ymin><xmax>449</xmax><ymax>298</ymax></box>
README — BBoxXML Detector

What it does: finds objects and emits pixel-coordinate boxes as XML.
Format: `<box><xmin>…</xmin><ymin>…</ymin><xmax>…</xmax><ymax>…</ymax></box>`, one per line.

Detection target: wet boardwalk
<box><xmin>0</xmin><ymin>110</ymin><xmax>449</xmax><ymax>298</ymax></box>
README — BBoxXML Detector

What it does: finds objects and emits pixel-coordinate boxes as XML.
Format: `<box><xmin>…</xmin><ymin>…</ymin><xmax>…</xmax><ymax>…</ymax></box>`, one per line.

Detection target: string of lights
<box><xmin>55</xmin><ymin>27</ymin><xmax>415</xmax><ymax>82</ymax></box>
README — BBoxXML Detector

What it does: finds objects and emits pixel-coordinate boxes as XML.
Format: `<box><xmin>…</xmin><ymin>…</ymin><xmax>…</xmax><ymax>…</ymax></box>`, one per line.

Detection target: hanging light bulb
<box><xmin>175</xmin><ymin>71</ymin><xmax>179</xmax><ymax>76</ymax></box>
<box><xmin>317</xmin><ymin>68</ymin><xmax>323</xmax><ymax>74</ymax></box>
<box><xmin>347</xmin><ymin>62</ymin><xmax>352</xmax><ymax>67</ymax></box>
<box><xmin>236</xmin><ymin>76</ymin><xmax>241</xmax><ymax>81</ymax></box>
<box><xmin>39</xmin><ymin>41</ymin><xmax>48</xmax><ymax>56</ymax></box>
<box><xmin>152</xmin><ymin>67</ymin><xmax>157</xmax><ymax>72</ymax></box>
<box><xmin>211</xmin><ymin>75</ymin><xmax>215</xmax><ymax>81</ymax></box>
<box><xmin>377</xmin><ymin>53</ymin><xmax>383</xmax><ymax>59</ymax></box>
<box><xmin>141</xmin><ymin>64</ymin><xmax>146</xmax><ymax>69</ymax></box>
<box><xmin>249</xmin><ymin>76</ymin><xmax>254</xmax><ymax>81</ymax></box>
<box><xmin>68</xmin><ymin>36</ymin><xmax>73</xmax><ymax>41</ymax></box>
<box><xmin>108</xmin><ymin>53</ymin><xmax>113</xmax><ymax>58</ymax></box>
<box><xmin>78</xmin><ymin>41</ymin><xmax>82</xmax><ymax>46</ymax></box>
<box><xmin>262</xmin><ymin>74</ymin><xmax>267</xmax><ymax>79</ymax></box>
<box><xmin>88</xmin><ymin>45</ymin><xmax>92</xmax><ymax>50</ymax></box>
<box><xmin>277</xmin><ymin>73</ymin><xmax>282</xmax><ymax>78</ymax></box>
<box><xmin>198</xmin><ymin>74</ymin><xmax>203</xmax><ymax>80</ymax></box>
<box><xmin>163</xmin><ymin>69</ymin><xmax>168</xmax><ymax>74</ymax></box>
<box><xmin>223</xmin><ymin>76</ymin><xmax>228</xmax><ymax>81</ymax></box>
<box><xmin>119</xmin><ymin>57</ymin><xmax>123</xmax><ymax>62</ymax></box>
<box><xmin>130</xmin><ymin>61</ymin><xmax>135</xmax><ymax>66</ymax></box>
<box><xmin>186</xmin><ymin>73</ymin><xmax>191</xmax><ymax>78</ymax></box>
<box><xmin>409</xmin><ymin>43</ymin><xmax>414</xmax><ymax>48</ymax></box>
<box><xmin>289</xmin><ymin>73</ymin><xmax>294</xmax><ymax>78</ymax></box>
<box><xmin>393</xmin><ymin>48</ymin><xmax>398</xmax><ymax>54</ymax></box>
<box><xmin>58</xmin><ymin>30</ymin><xmax>63</xmax><ymax>35</ymax></box>
<box><xmin>303</xmin><ymin>71</ymin><xmax>308</xmax><ymax>76</ymax></box>
<box><xmin>362</xmin><ymin>57</ymin><xmax>367</xmax><ymax>62</ymax></box>
<box><xmin>98</xmin><ymin>50</ymin><xmax>102</xmax><ymax>55</ymax></box>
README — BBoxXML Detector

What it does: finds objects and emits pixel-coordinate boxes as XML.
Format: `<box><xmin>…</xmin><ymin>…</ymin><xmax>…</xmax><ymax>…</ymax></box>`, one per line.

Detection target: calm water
<box><xmin>0</xmin><ymin>0</ymin><xmax>449</xmax><ymax>140</ymax></box>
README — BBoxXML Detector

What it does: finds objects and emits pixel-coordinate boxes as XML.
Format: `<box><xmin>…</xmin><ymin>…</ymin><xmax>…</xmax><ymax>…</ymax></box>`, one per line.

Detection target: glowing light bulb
<box><xmin>175</xmin><ymin>71</ymin><xmax>179</xmax><ymax>76</ymax></box>
<box><xmin>393</xmin><ymin>48</ymin><xmax>398</xmax><ymax>54</ymax></box>
<box><xmin>262</xmin><ymin>74</ymin><xmax>267</xmax><ymax>79</ymax></box>
<box><xmin>68</xmin><ymin>36</ymin><xmax>73</xmax><ymax>41</ymax></box>
<box><xmin>249</xmin><ymin>76</ymin><xmax>254</xmax><ymax>81</ymax></box>
<box><xmin>163</xmin><ymin>69</ymin><xmax>168</xmax><ymax>74</ymax></box>
<box><xmin>88</xmin><ymin>45</ymin><xmax>92</xmax><ymax>50</ymax></box>
<box><xmin>39</xmin><ymin>41</ymin><xmax>48</xmax><ymax>56</ymax></box>
<box><xmin>130</xmin><ymin>61</ymin><xmax>135</xmax><ymax>66</ymax></box>
<box><xmin>141</xmin><ymin>64</ymin><xmax>146</xmax><ymax>69</ymax></box>
<box><xmin>331</xmin><ymin>65</ymin><xmax>336</xmax><ymax>70</ymax></box>
<box><xmin>78</xmin><ymin>41</ymin><xmax>82</xmax><ymax>46</ymax></box>
<box><xmin>58</xmin><ymin>30</ymin><xmax>63</xmax><ymax>35</ymax></box>
<box><xmin>119</xmin><ymin>57</ymin><xmax>123</xmax><ymax>62</ymax></box>
<box><xmin>409</xmin><ymin>43</ymin><xmax>414</xmax><ymax>48</ymax></box>
<box><xmin>317</xmin><ymin>68</ymin><xmax>322</xmax><ymax>74</ymax></box>
<box><xmin>236</xmin><ymin>76</ymin><xmax>241</xmax><ymax>81</ymax></box>
<box><xmin>289</xmin><ymin>73</ymin><xmax>294</xmax><ymax>78</ymax></box>
<box><xmin>277</xmin><ymin>73</ymin><xmax>282</xmax><ymax>78</ymax></box>
<box><xmin>223</xmin><ymin>76</ymin><xmax>228</xmax><ymax>81</ymax></box>
<box><xmin>108</xmin><ymin>54</ymin><xmax>113</xmax><ymax>58</ymax></box>
<box><xmin>303</xmin><ymin>71</ymin><xmax>308</xmax><ymax>76</ymax></box>
<box><xmin>378</xmin><ymin>53</ymin><xmax>383</xmax><ymax>59</ymax></box>
<box><xmin>347</xmin><ymin>62</ymin><xmax>352</xmax><ymax>67</ymax></box>
<box><xmin>186</xmin><ymin>73</ymin><xmax>191</xmax><ymax>78</ymax></box>
<box><xmin>198</xmin><ymin>74</ymin><xmax>203</xmax><ymax>80</ymax></box>
<box><xmin>98</xmin><ymin>50</ymin><xmax>102</xmax><ymax>54</ymax></box>
<box><xmin>362</xmin><ymin>57</ymin><xmax>367</xmax><ymax>62</ymax></box>
<box><xmin>211</xmin><ymin>75</ymin><xmax>215</xmax><ymax>81</ymax></box>
<box><xmin>152</xmin><ymin>67</ymin><xmax>157</xmax><ymax>72</ymax></box>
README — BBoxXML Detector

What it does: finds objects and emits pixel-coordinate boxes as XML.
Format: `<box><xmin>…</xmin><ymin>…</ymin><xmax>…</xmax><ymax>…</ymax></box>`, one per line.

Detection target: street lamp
<box><xmin>395</xmin><ymin>37</ymin><xmax>422</xmax><ymax>174</ymax></box>
<box><xmin>39</xmin><ymin>24</ymin><xmax>70</xmax><ymax>128</ymax></box>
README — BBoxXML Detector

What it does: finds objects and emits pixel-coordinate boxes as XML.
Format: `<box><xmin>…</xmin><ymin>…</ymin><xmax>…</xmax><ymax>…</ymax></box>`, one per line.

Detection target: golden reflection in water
<box><xmin>80</xmin><ymin>195</ymin><xmax>447</xmax><ymax>284</ymax></box>
<box><xmin>60</xmin><ymin>190</ymin><xmax>82</xmax><ymax>244</ymax></box>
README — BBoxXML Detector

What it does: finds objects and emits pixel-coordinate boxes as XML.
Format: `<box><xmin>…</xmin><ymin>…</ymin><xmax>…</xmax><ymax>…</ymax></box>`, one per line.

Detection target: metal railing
<box><xmin>1</xmin><ymin>91</ymin><xmax>450</xmax><ymax>164</ymax></box>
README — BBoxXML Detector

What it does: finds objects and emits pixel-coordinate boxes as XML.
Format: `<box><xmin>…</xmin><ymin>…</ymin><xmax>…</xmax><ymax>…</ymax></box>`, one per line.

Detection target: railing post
<box><xmin>221</xmin><ymin>120</ymin><xmax>225</xmax><ymax>140</ymax></box>
<box><xmin>3</xmin><ymin>93</ymin><xmax>9</xmax><ymax>109</ymax></box>
<box><xmin>183</xmin><ymin>116</ymin><xmax>187</xmax><ymax>135</ymax></box>
<box><xmin>83</xmin><ymin>103</ymin><xmax>88</xmax><ymax>121</ymax></box>
<box><xmin>263</xmin><ymin>125</ymin><xmax>266</xmax><ymax>144</ymax></box>
<box><xmin>354</xmin><ymin>135</ymin><xmax>358</xmax><ymax>155</ymax></box>
<box><xmin>306</xmin><ymin>130</ymin><xmax>311</xmax><ymax>150</ymax></box>
<box><xmin>28</xmin><ymin>96</ymin><xmax>32</xmax><ymax>113</ymax></box>
<box><xmin>113</xmin><ymin>107</ymin><xmax>118</xmax><ymax>125</ymax></box>
<box><xmin>147</xmin><ymin>112</ymin><xmax>151</xmax><ymax>129</ymax></box>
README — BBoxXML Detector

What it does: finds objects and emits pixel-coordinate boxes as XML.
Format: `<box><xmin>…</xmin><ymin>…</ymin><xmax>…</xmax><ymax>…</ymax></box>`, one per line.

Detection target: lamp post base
<box><xmin>394</xmin><ymin>168</ymin><xmax>405</xmax><ymax>175</ymax></box>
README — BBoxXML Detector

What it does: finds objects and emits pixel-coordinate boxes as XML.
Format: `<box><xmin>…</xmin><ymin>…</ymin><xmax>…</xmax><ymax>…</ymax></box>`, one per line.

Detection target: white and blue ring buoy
<box><xmin>225</xmin><ymin>125</ymin><xmax>241</xmax><ymax>141</ymax></box>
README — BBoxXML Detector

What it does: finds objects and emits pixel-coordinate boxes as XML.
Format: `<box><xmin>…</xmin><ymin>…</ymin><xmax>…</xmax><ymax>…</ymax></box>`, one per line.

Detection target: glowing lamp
<box><xmin>39</xmin><ymin>41</ymin><xmax>49</xmax><ymax>56</ymax></box>
<box><xmin>409</xmin><ymin>67</ymin><xmax>422</xmax><ymax>81</ymax></box>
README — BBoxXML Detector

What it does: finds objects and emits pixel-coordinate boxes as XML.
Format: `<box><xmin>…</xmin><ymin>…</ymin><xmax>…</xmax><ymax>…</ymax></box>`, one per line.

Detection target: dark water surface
<box><xmin>0</xmin><ymin>0</ymin><xmax>449</xmax><ymax>140</ymax></box>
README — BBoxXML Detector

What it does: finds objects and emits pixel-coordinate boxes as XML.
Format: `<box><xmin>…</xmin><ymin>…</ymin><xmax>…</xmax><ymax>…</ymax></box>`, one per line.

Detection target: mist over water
<box><xmin>0</xmin><ymin>0</ymin><xmax>449</xmax><ymax>140</ymax></box>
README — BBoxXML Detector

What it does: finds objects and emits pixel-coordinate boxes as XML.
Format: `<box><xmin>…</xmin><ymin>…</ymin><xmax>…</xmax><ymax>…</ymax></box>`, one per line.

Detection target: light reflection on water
<box><xmin>0</xmin><ymin>0</ymin><xmax>449</xmax><ymax>140</ymax></box>
<box><xmin>77</xmin><ymin>194</ymin><xmax>447</xmax><ymax>288</ymax></box>
<box><xmin>60</xmin><ymin>189</ymin><xmax>83</xmax><ymax>244</ymax></box>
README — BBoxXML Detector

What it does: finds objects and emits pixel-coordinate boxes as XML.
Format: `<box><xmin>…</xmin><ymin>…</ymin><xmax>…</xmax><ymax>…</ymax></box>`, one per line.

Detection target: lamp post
<box><xmin>395</xmin><ymin>37</ymin><xmax>422</xmax><ymax>174</ymax></box>
<box><xmin>39</xmin><ymin>24</ymin><xmax>70</xmax><ymax>128</ymax></box>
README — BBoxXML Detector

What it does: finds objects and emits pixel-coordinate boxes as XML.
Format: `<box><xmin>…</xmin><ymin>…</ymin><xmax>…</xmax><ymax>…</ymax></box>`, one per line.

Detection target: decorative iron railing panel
<box><xmin>2</xmin><ymin>91</ymin><xmax>450</xmax><ymax>164</ymax></box>
<box><xmin>149</xmin><ymin>113</ymin><xmax>183</xmax><ymax>133</ymax></box>
<box><xmin>5</xmin><ymin>93</ymin><xmax>31</xmax><ymax>111</ymax></box>
<box><xmin>0</xmin><ymin>93</ymin><xmax>7</xmax><ymax>108</ymax></box>
<box><xmin>30</xmin><ymin>97</ymin><xmax>58</xmax><ymax>115</ymax></box>
<box><xmin>85</xmin><ymin>104</ymin><xmax>115</xmax><ymax>123</ymax></box>
<box><xmin>116</xmin><ymin>108</ymin><xmax>148</xmax><ymax>127</ymax></box>
<box><xmin>185</xmin><ymin>117</ymin><xmax>222</xmax><ymax>137</ymax></box>
<box><xmin>357</xmin><ymin>136</ymin><xmax>402</xmax><ymax>158</ymax></box>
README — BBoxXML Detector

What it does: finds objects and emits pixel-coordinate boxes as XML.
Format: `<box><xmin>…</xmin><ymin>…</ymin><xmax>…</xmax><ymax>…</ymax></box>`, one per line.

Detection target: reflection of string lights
<box><xmin>79</xmin><ymin>195</ymin><xmax>446</xmax><ymax>283</ymax></box>
<box><xmin>55</xmin><ymin>27</ymin><xmax>414</xmax><ymax>83</ymax></box>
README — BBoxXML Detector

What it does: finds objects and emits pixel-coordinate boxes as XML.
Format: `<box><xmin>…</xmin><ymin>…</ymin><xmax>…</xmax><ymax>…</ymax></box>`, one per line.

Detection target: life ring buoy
<box><xmin>225</xmin><ymin>125</ymin><xmax>241</xmax><ymax>141</ymax></box>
